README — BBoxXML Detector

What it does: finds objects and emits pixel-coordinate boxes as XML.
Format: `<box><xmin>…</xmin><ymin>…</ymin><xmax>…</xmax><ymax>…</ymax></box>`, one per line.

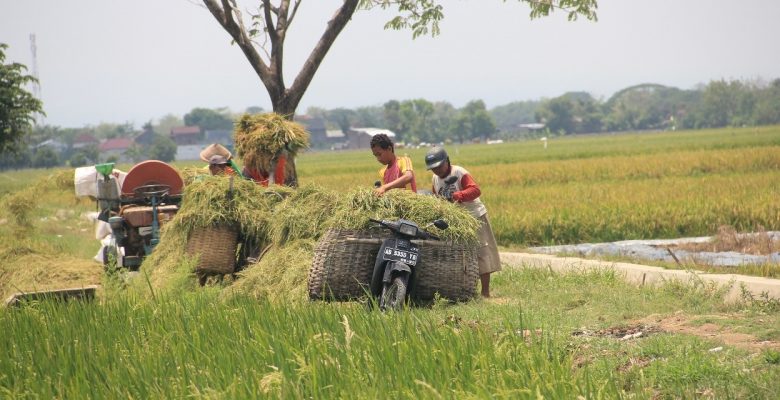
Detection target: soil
<box><xmin>636</xmin><ymin>312</ymin><xmax>779</xmax><ymax>351</ymax></box>
<box><xmin>571</xmin><ymin>311</ymin><xmax>779</xmax><ymax>351</ymax></box>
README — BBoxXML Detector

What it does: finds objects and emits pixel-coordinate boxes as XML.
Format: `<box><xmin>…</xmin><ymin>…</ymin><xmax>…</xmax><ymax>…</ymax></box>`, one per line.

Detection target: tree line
<box><xmin>3</xmin><ymin>77</ymin><xmax>780</xmax><ymax>170</ymax></box>
<box><xmin>306</xmin><ymin>78</ymin><xmax>780</xmax><ymax>143</ymax></box>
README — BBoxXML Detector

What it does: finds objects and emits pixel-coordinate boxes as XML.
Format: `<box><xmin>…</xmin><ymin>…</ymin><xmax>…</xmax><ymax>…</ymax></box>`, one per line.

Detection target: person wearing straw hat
<box><xmin>200</xmin><ymin>143</ymin><xmax>243</xmax><ymax>177</ymax></box>
<box><xmin>425</xmin><ymin>146</ymin><xmax>501</xmax><ymax>298</ymax></box>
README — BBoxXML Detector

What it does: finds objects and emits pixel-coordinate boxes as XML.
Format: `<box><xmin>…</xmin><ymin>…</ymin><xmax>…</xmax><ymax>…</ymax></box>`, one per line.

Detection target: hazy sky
<box><xmin>2</xmin><ymin>0</ymin><xmax>778</xmax><ymax>128</ymax></box>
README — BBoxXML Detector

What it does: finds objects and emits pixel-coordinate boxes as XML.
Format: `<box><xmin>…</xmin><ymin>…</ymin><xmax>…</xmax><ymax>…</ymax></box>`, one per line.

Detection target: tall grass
<box><xmin>0</xmin><ymin>294</ymin><xmax>614</xmax><ymax>399</ymax></box>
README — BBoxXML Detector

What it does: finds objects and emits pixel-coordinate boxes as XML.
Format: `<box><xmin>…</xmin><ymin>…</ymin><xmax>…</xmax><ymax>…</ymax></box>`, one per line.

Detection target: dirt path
<box><xmin>636</xmin><ymin>312</ymin><xmax>780</xmax><ymax>351</ymax></box>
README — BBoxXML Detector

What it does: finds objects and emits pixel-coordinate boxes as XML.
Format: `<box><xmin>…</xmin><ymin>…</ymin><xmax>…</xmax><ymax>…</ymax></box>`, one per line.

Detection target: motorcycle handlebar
<box><xmin>425</xmin><ymin>232</ymin><xmax>441</xmax><ymax>241</ymax></box>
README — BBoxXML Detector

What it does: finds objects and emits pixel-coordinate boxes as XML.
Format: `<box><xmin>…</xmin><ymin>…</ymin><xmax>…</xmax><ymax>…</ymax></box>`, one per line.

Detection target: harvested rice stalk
<box><xmin>234</xmin><ymin>113</ymin><xmax>309</xmax><ymax>173</ymax></box>
<box><xmin>137</xmin><ymin>176</ymin><xmax>284</xmax><ymax>293</ymax></box>
<box><xmin>227</xmin><ymin>240</ymin><xmax>315</xmax><ymax>304</ymax></box>
<box><xmin>328</xmin><ymin>188</ymin><xmax>481</xmax><ymax>244</ymax></box>
<box><xmin>267</xmin><ymin>184</ymin><xmax>341</xmax><ymax>245</ymax></box>
<box><xmin>172</xmin><ymin>175</ymin><xmax>279</xmax><ymax>239</ymax></box>
<box><xmin>179</xmin><ymin>166</ymin><xmax>208</xmax><ymax>185</ymax></box>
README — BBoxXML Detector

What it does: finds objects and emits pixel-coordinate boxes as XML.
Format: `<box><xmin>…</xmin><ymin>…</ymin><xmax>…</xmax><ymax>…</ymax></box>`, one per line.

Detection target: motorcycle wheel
<box><xmin>380</xmin><ymin>276</ymin><xmax>408</xmax><ymax>311</ymax></box>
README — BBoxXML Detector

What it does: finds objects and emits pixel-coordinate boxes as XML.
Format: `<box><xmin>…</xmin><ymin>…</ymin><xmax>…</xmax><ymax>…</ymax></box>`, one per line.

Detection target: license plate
<box><xmin>382</xmin><ymin>246</ymin><xmax>418</xmax><ymax>266</ymax></box>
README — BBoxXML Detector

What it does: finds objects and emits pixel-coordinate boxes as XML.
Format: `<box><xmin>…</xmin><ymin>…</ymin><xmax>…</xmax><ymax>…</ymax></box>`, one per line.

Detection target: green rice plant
<box><xmin>0</xmin><ymin>293</ymin><xmax>618</xmax><ymax>399</ymax></box>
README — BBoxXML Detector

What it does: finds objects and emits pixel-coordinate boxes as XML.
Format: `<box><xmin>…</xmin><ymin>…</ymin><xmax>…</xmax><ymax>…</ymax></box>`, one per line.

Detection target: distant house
<box><xmin>346</xmin><ymin>128</ymin><xmax>396</xmax><ymax>150</ymax></box>
<box><xmin>134</xmin><ymin>129</ymin><xmax>157</xmax><ymax>147</ymax></box>
<box><xmin>99</xmin><ymin>138</ymin><xmax>134</xmax><ymax>162</ymax></box>
<box><xmin>72</xmin><ymin>134</ymin><xmax>99</xmax><ymax>149</ymax></box>
<box><xmin>325</xmin><ymin>130</ymin><xmax>348</xmax><ymax>150</ymax></box>
<box><xmin>204</xmin><ymin>129</ymin><xmax>233</xmax><ymax>148</ymax></box>
<box><xmin>170</xmin><ymin>126</ymin><xmax>201</xmax><ymax>146</ymax></box>
<box><xmin>295</xmin><ymin>115</ymin><xmax>327</xmax><ymax>148</ymax></box>
<box><xmin>516</xmin><ymin>123</ymin><xmax>546</xmax><ymax>134</ymax></box>
<box><xmin>175</xmin><ymin>145</ymin><xmax>204</xmax><ymax>161</ymax></box>
<box><xmin>36</xmin><ymin>138</ymin><xmax>68</xmax><ymax>153</ymax></box>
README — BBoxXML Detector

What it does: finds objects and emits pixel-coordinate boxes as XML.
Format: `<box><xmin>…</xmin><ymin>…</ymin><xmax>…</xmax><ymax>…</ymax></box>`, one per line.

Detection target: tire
<box><xmin>380</xmin><ymin>275</ymin><xmax>408</xmax><ymax>311</ymax></box>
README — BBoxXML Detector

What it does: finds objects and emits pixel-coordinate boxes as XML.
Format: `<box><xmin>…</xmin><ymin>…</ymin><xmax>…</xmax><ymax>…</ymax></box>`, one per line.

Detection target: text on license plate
<box><xmin>383</xmin><ymin>247</ymin><xmax>418</xmax><ymax>266</ymax></box>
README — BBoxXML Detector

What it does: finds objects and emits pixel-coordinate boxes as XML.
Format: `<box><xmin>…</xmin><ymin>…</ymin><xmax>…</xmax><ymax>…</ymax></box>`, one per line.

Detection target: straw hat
<box><xmin>207</xmin><ymin>154</ymin><xmax>229</xmax><ymax>165</ymax></box>
<box><xmin>200</xmin><ymin>143</ymin><xmax>232</xmax><ymax>163</ymax></box>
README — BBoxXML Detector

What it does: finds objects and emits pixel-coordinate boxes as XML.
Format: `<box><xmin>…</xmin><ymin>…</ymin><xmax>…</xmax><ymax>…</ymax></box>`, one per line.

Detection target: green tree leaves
<box><xmin>0</xmin><ymin>43</ymin><xmax>45</xmax><ymax>155</ymax></box>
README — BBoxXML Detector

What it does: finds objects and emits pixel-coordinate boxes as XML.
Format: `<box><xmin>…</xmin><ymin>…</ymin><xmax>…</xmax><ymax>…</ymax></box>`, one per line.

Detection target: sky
<box><xmin>1</xmin><ymin>0</ymin><xmax>778</xmax><ymax>128</ymax></box>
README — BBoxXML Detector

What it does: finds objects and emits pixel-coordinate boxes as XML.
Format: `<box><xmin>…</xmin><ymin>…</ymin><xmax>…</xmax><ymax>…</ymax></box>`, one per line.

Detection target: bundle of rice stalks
<box><xmin>137</xmin><ymin>176</ymin><xmax>288</xmax><ymax>293</ymax></box>
<box><xmin>267</xmin><ymin>184</ymin><xmax>341</xmax><ymax>245</ymax></box>
<box><xmin>226</xmin><ymin>240</ymin><xmax>315</xmax><ymax>304</ymax></box>
<box><xmin>172</xmin><ymin>175</ymin><xmax>281</xmax><ymax>239</ymax></box>
<box><xmin>234</xmin><ymin>113</ymin><xmax>309</xmax><ymax>172</ymax></box>
<box><xmin>179</xmin><ymin>166</ymin><xmax>208</xmax><ymax>185</ymax></box>
<box><xmin>327</xmin><ymin>188</ymin><xmax>481</xmax><ymax>244</ymax></box>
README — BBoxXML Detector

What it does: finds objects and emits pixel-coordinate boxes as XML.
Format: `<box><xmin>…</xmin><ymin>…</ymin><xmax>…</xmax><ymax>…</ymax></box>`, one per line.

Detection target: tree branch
<box><xmin>287</xmin><ymin>0</ymin><xmax>302</xmax><ymax>26</ymax></box>
<box><xmin>287</xmin><ymin>0</ymin><xmax>360</xmax><ymax>107</ymax></box>
<box><xmin>261</xmin><ymin>0</ymin><xmax>279</xmax><ymax>45</ymax></box>
<box><xmin>202</xmin><ymin>0</ymin><xmax>278</xmax><ymax>96</ymax></box>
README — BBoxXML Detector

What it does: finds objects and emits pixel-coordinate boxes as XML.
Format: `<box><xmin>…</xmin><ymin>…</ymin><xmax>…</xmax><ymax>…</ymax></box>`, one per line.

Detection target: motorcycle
<box><xmin>369</xmin><ymin>217</ymin><xmax>449</xmax><ymax>311</ymax></box>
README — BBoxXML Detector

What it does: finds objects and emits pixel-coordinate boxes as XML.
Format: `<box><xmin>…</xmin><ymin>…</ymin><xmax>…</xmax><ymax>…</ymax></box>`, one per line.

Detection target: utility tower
<box><xmin>29</xmin><ymin>33</ymin><xmax>44</xmax><ymax>126</ymax></box>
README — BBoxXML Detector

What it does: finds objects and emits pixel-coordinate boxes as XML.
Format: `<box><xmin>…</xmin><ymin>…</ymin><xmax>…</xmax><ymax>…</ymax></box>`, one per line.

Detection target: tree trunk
<box><xmin>202</xmin><ymin>0</ymin><xmax>360</xmax><ymax>188</ymax></box>
<box><xmin>272</xmin><ymin>98</ymin><xmax>299</xmax><ymax>187</ymax></box>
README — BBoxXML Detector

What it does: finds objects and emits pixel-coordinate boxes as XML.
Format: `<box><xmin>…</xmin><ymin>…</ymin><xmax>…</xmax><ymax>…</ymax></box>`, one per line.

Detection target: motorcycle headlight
<box><xmin>399</xmin><ymin>222</ymin><xmax>418</xmax><ymax>237</ymax></box>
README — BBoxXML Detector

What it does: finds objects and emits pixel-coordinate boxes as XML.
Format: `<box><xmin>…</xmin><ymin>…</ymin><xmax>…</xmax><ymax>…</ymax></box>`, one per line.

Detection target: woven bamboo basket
<box><xmin>186</xmin><ymin>225</ymin><xmax>239</xmax><ymax>274</ymax></box>
<box><xmin>308</xmin><ymin>228</ymin><xmax>478</xmax><ymax>301</ymax></box>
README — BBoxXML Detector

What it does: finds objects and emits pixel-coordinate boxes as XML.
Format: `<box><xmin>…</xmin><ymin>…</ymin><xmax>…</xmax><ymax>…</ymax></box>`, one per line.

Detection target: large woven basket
<box><xmin>186</xmin><ymin>225</ymin><xmax>239</xmax><ymax>274</ymax></box>
<box><xmin>308</xmin><ymin>229</ymin><xmax>389</xmax><ymax>301</ymax></box>
<box><xmin>309</xmin><ymin>229</ymin><xmax>478</xmax><ymax>302</ymax></box>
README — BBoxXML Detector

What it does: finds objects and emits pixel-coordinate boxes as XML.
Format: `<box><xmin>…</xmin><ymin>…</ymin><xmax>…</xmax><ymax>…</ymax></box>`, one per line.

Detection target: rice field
<box><xmin>1</xmin><ymin>125</ymin><xmax>780</xmax><ymax>398</ymax></box>
<box><xmin>297</xmin><ymin>126</ymin><xmax>780</xmax><ymax>246</ymax></box>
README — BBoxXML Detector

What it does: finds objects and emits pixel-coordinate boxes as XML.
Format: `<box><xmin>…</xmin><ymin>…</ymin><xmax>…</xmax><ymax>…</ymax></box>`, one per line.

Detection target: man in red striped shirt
<box><xmin>425</xmin><ymin>146</ymin><xmax>502</xmax><ymax>298</ymax></box>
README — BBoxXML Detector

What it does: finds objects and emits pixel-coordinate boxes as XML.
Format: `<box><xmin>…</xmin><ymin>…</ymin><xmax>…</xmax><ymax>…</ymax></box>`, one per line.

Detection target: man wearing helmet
<box><xmin>425</xmin><ymin>146</ymin><xmax>501</xmax><ymax>298</ymax></box>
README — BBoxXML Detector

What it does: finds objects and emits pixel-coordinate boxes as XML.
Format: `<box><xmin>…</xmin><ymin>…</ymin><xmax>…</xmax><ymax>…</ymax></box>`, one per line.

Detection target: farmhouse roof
<box><xmin>170</xmin><ymin>126</ymin><xmax>201</xmax><ymax>136</ymax></box>
<box><xmin>74</xmin><ymin>133</ymin><xmax>99</xmax><ymax>144</ymax></box>
<box><xmin>349</xmin><ymin>127</ymin><xmax>395</xmax><ymax>137</ymax></box>
<box><xmin>99</xmin><ymin>138</ymin><xmax>133</xmax><ymax>151</ymax></box>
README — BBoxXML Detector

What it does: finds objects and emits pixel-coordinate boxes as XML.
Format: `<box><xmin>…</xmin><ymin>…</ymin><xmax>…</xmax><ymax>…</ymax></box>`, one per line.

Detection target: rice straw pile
<box><xmin>139</xmin><ymin>180</ymin><xmax>480</xmax><ymax>302</ymax></box>
<box><xmin>233</xmin><ymin>113</ymin><xmax>310</xmax><ymax>173</ymax></box>
<box><xmin>135</xmin><ymin>176</ymin><xmax>288</xmax><ymax>293</ymax></box>
<box><xmin>327</xmin><ymin>188</ymin><xmax>481</xmax><ymax>244</ymax></box>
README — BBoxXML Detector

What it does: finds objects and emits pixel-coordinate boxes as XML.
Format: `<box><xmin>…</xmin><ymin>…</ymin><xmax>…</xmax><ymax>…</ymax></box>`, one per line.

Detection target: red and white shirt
<box><xmin>432</xmin><ymin>165</ymin><xmax>486</xmax><ymax>218</ymax></box>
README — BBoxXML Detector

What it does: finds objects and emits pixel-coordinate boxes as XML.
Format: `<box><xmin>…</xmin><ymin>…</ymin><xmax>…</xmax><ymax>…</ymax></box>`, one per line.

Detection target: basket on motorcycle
<box><xmin>308</xmin><ymin>229</ymin><xmax>388</xmax><ymax>300</ymax></box>
<box><xmin>308</xmin><ymin>228</ymin><xmax>479</xmax><ymax>302</ymax></box>
<box><xmin>412</xmin><ymin>240</ymin><xmax>479</xmax><ymax>301</ymax></box>
<box><xmin>186</xmin><ymin>225</ymin><xmax>239</xmax><ymax>275</ymax></box>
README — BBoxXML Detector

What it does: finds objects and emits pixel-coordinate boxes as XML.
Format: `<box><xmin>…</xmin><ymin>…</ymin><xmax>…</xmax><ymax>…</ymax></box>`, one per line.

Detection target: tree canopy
<box><xmin>202</xmin><ymin>0</ymin><xmax>598</xmax><ymax>117</ymax></box>
<box><xmin>0</xmin><ymin>43</ymin><xmax>44</xmax><ymax>155</ymax></box>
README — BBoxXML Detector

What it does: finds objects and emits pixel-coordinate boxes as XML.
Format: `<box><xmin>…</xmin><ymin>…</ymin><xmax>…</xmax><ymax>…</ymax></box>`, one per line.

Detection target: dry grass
<box><xmin>225</xmin><ymin>239</ymin><xmax>315</xmax><ymax>303</ymax></box>
<box><xmin>234</xmin><ymin>113</ymin><xmax>309</xmax><ymax>173</ymax></box>
<box><xmin>673</xmin><ymin>225</ymin><xmax>780</xmax><ymax>255</ymax></box>
<box><xmin>0</xmin><ymin>246</ymin><xmax>101</xmax><ymax>300</ymax></box>
<box><xmin>3</xmin><ymin>169</ymin><xmax>74</xmax><ymax>227</ymax></box>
